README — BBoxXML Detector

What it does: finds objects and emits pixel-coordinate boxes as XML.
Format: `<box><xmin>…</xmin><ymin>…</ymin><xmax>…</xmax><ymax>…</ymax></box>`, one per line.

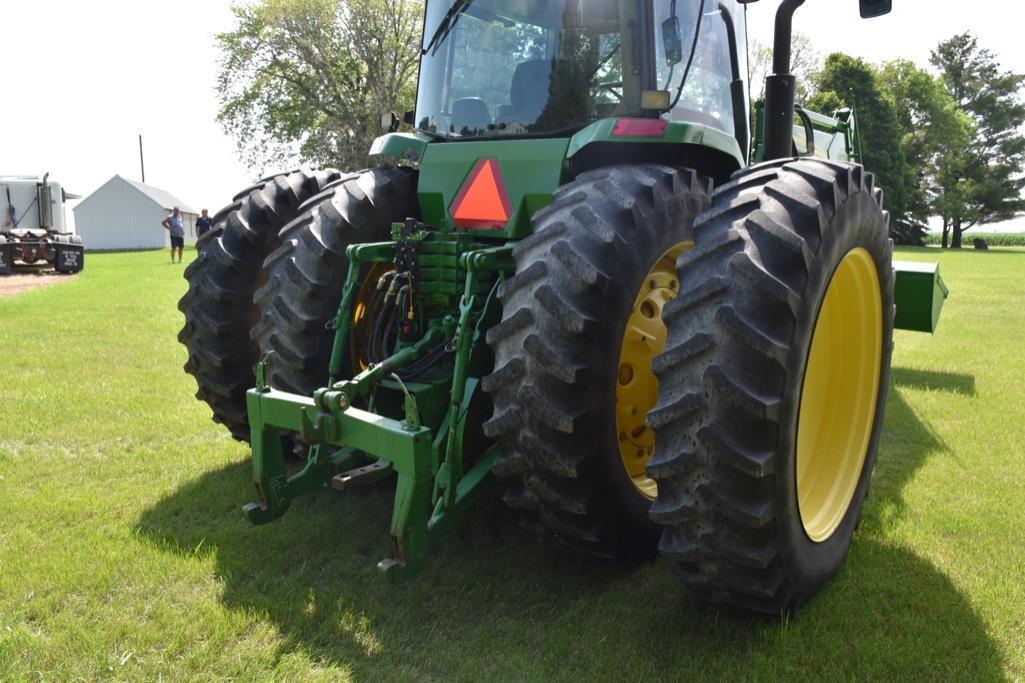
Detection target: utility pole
<box><xmin>139</xmin><ymin>134</ymin><xmax>146</xmax><ymax>183</ymax></box>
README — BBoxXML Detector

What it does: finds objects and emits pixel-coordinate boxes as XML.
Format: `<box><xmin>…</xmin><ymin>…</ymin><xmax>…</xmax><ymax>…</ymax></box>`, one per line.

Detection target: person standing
<box><xmin>162</xmin><ymin>206</ymin><xmax>185</xmax><ymax>264</ymax></box>
<box><xmin>196</xmin><ymin>209</ymin><xmax>213</xmax><ymax>239</ymax></box>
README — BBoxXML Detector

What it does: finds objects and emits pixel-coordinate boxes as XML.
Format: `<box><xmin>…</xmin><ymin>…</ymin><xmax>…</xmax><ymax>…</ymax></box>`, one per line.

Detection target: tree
<box><xmin>930</xmin><ymin>33</ymin><xmax>1025</xmax><ymax>248</ymax></box>
<box><xmin>748</xmin><ymin>32</ymin><xmax>821</xmax><ymax>105</ymax></box>
<box><xmin>812</xmin><ymin>53</ymin><xmax>916</xmax><ymax>228</ymax></box>
<box><xmin>805</xmin><ymin>90</ymin><xmax>843</xmax><ymax>115</ymax></box>
<box><xmin>878</xmin><ymin>59</ymin><xmax>973</xmax><ymax>245</ymax></box>
<box><xmin>217</xmin><ymin>0</ymin><xmax>423</xmax><ymax>174</ymax></box>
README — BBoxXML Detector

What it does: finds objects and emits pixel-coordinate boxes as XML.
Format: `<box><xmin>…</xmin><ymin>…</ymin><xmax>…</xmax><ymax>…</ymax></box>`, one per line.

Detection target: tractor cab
<box><xmin>376</xmin><ymin>0</ymin><xmax>871</xmax><ymax>236</ymax></box>
<box><xmin>415</xmin><ymin>0</ymin><xmax>747</xmax><ymax>148</ymax></box>
<box><xmin>372</xmin><ymin>0</ymin><xmax>765</xmax><ymax>242</ymax></box>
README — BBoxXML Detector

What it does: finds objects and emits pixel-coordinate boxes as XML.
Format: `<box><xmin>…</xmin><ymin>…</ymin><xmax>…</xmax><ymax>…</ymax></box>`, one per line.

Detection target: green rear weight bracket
<box><xmin>893</xmin><ymin>260</ymin><xmax>949</xmax><ymax>333</ymax></box>
<box><xmin>244</xmin><ymin>225</ymin><xmax>514</xmax><ymax>582</ymax></box>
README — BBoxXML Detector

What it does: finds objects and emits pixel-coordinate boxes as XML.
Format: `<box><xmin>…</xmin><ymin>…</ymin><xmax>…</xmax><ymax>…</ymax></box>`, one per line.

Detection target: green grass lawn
<box><xmin>1</xmin><ymin>246</ymin><xmax>1023</xmax><ymax>681</ymax></box>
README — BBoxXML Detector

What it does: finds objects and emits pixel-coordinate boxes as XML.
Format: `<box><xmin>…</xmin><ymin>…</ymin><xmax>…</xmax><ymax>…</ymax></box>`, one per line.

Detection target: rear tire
<box><xmin>252</xmin><ymin>167</ymin><xmax>420</xmax><ymax>395</ymax></box>
<box><xmin>178</xmin><ymin>168</ymin><xmax>341</xmax><ymax>441</ymax></box>
<box><xmin>484</xmin><ymin>164</ymin><xmax>712</xmax><ymax>560</ymax></box>
<box><xmin>647</xmin><ymin>159</ymin><xmax>894</xmax><ymax>613</ymax></box>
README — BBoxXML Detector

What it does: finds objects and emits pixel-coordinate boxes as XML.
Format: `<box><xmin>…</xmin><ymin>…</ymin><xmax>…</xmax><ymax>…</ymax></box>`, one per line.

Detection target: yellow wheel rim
<box><xmin>796</xmin><ymin>248</ymin><xmax>883</xmax><ymax>542</ymax></box>
<box><xmin>616</xmin><ymin>242</ymin><xmax>692</xmax><ymax>501</ymax></box>
<box><xmin>350</xmin><ymin>263</ymin><xmax>393</xmax><ymax>372</ymax></box>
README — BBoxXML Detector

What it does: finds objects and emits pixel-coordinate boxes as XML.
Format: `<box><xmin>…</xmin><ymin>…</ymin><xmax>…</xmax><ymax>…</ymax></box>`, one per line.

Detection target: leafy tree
<box><xmin>748</xmin><ymin>32</ymin><xmax>821</xmax><ymax>104</ymax></box>
<box><xmin>878</xmin><ymin>59</ymin><xmax>973</xmax><ymax>245</ymax></box>
<box><xmin>930</xmin><ymin>33</ymin><xmax>1025</xmax><ymax>248</ymax></box>
<box><xmin>812</xmin><ymin>53</ymin><xmax>916</xmax><ymax>229</ymax></box>
<box><xmin>217</xmin><ymin>0</ymin><xmax>423</xmax><ymax>173</ymax></box>
<box><xmin>805</xmin><ymin>90</ymin><xmax>843</xmax><ymax>115</ymax></box>
<box><xmin>749</xmin><ymin>33</ymin><xmax>825</xmax><ymax>166</ymax></box>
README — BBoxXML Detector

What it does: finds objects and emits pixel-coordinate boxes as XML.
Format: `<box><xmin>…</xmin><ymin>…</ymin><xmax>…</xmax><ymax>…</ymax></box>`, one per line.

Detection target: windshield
<box><xmin>414</xmin><ymin>0</ymin><xmax>744</xmax><ymax>141</ymax></box>
<box><xmin>415</xmin><ymin>0</ymin><xmax>644</xmax><ymax>139</ymax></box>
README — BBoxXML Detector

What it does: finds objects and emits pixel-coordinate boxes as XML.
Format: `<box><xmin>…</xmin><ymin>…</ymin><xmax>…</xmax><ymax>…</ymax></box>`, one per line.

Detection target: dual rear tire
<box><xmin>178</xmin><ymin>169</ymin><xmax>343</xmax><ymax>441</ymax></box>
<box><xmin>178</xmin><ymin>167</ymin><xmax>418</xmax><ymax>440</ymax></box>
<box><xmin>487</xmin><ymin>159</ymin><xmax>893</xmax><ymax>613</ymax></box>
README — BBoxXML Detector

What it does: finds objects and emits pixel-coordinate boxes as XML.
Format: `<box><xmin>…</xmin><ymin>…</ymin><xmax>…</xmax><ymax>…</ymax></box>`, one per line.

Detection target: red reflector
<box><xmin>612</xmin><ymin>118</ymin><xmax>668</xmax><ymax>137</ymax></box>
<box><xmin>451</xmin><ymin>159</ymin><xmax>513</xmax><ymax>229</ymax></box>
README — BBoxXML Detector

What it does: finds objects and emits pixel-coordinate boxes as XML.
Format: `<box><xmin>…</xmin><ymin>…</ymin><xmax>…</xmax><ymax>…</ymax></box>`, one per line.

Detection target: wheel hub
<box><xmin>616</xmin><ymin>243</ymin><xmax>689</xmax><ymax>501</ymax></box>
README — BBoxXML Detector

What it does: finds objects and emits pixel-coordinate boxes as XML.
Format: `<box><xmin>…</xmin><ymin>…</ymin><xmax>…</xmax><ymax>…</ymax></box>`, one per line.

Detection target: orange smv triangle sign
<box><xmin>451</xmin><ymin>159</ymin><xmax>513</xmax><ymax>230</ymax></box>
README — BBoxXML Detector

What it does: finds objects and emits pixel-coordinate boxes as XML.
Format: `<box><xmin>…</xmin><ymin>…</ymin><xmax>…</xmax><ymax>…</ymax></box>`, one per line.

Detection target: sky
<box><xmin>3</xmin><ymin>0</ymin><xmax>1022</xmax><ymax>231</ymax></box>
<box><xmin>741</xmin><ymin>0</ymin><xmax>1022</xmax><ymax>71</ymax></box>
<box><xmin>4</xmin><ymin>1</ymin><xmax>250</xmax><ymax>226</ymax></box>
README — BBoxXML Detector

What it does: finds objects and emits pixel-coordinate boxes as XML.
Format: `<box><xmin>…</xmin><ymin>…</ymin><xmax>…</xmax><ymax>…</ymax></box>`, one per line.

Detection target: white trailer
<box><xmin>1</xmin><ymin>173</ymin><xmax>84</xmax><ymax>274</ymax></box>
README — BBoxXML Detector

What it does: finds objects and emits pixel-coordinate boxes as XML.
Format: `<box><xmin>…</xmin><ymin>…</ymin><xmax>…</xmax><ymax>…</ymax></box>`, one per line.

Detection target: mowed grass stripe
<box><xmin>0</xmin><ymin>247</ymin><xmax>1022</xmax><ymax>680</ymax></box>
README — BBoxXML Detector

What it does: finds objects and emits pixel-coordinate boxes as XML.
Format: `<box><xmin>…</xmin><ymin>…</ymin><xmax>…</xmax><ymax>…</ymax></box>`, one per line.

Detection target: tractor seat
<box><xmin>504</xmin><ymin>59</ymin><xmax>556</xmax><ymax>124</ymax></box>
<box><xmin>451</xmin><ymin>97</ymin><xmax>491</xmax><ymax>135</ymax></box>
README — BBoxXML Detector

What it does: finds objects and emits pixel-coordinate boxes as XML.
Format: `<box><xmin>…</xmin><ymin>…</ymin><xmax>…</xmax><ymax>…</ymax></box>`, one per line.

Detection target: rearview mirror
<box><xmin>859</xmin><ymin>0</ymin><xmax>892</xmax><ymax>18</ymax></box>
<box><xmin>662</xmin><ymin>17</ymin><xmax>683</xmax><ymax>67</ymax></box>
<box><xmin>380</xmin><ymin>112</ymin><xmax>400</xmax><ymax>133</ymax></box>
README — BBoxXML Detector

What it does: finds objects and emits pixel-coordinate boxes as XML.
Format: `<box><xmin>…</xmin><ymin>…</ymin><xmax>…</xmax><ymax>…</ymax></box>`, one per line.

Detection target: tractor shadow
<box><xmin>136</xmin><ymin>379</ymin><xmax>1000</xmax><ymax>679</ymax></box>
<box><xmin>867</xmin><ymin>369</ymin><xmax>975</xmax><ymax>530</ymax></box>
<box><xmin>891</xmin><ymin>366</ymin><xmax>976</xmax><ymax>396</ymax></box>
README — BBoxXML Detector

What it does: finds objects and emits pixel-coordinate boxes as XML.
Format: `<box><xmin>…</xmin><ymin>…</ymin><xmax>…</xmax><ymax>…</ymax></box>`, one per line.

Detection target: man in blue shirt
<box><xmin>161</xmin><ymin>207</ymin><xmax>185</xmax><ymax>263</ymax></box>
<box><xmin>196</xmin><ymin>209</ymin><xmax>213</xmax><ymax>239</ymax></box>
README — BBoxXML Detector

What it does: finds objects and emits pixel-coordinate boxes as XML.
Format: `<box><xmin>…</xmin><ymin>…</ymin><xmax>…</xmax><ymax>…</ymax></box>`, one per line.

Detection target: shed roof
<box><xmin>120</xmin><ymin>177</ymin><xmax>197</xmax><ymax>214</ymax></box>
<box><xmin>74</xmin><ymin>175</ymin><xmax>197</xmax><ymax>216</ymax></box>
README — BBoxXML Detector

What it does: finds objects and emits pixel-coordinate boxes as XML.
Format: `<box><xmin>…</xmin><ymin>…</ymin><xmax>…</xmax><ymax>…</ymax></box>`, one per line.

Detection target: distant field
<box><xmin>924</xmin><ymin>232</ymin><xmax>1025</xmax><ymax>246</ymax></box>
<box><xmin>1</xmin><ymin>247</ymin><xmax>1023</xmax><ymax>680</ymax></box>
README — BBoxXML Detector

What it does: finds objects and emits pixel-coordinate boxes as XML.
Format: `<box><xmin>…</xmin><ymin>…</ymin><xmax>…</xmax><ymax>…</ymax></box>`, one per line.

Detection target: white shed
<box><xmin>73</xmin><ymin>175</ymin><xmax>198</xmax><ymax>251</ymax></box>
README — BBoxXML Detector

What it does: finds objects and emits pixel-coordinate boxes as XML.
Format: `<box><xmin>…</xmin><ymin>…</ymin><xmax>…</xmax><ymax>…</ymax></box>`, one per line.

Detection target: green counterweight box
<box><xmin>893</xmin><ymin>260</ymin><xmax>949</xmax><ymax>333</ymax></box>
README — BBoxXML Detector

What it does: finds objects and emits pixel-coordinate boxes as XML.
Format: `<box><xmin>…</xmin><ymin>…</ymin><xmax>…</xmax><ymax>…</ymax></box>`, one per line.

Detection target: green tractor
<box><xmin>180</xmin><ymin>0</ymin><xmax>948</xmax><ymax>613</ymax></box>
